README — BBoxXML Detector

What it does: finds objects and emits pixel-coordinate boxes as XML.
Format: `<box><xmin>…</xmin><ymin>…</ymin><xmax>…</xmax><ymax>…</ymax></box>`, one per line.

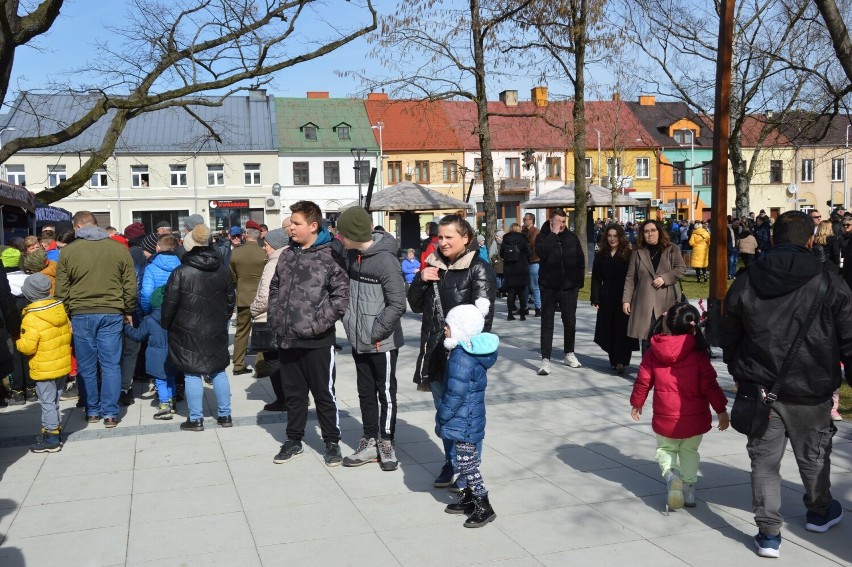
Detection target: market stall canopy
<box><xmin>36</xmin><ymin>202</ymin><xmax>72</xmax><ymax>223</ymax></box>
<box><xmin>341</xmin><ymin>180</ymin><xmax>473</xmax><ymax>212</ymax></box>
<box><xmin>521</xmin><ymin>183</ymin><xmax>642</xmax><ymax>208</ymax></box>
<box><xmin>0</xmin><ymin>181</ymin><xmax>36</xmax><ymax>210</ymax></box>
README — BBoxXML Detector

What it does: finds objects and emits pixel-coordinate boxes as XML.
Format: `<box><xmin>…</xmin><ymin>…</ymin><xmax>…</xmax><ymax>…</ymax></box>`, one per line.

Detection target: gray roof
<box><xmin>341</xmin><ymin>181</ymin><xmax>473</xmax><ymax>212</ymax></box>
<box><xmin>2</xmin><ymin>91</ymin><xmax>279</xmax><ymax>154</ymax></box>
<box><xmin>521</xmin><ymin>184</ymin><xmax>641</xmax><ymax>208</ymax></box>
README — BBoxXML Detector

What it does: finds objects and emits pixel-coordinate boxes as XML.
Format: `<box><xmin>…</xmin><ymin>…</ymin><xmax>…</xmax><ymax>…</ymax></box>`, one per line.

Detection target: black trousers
<box><xmin>540</xmin><ymin>287</ymin><xmax>578</xmax><ymax>360</ymax></box>
<box><xmin>353</xmin><ymin>350</ymin><xmax>398</xmax><ymax>440</ymax></box>
<box><xmin>280</xmin><ymin>346</ymin><xmax>340</xmax><ymax>444</ymax></box>
<box><xmin>506</xmin><ymin>286</ymin><xmax>528</xmax><ymax>314</ymax></box>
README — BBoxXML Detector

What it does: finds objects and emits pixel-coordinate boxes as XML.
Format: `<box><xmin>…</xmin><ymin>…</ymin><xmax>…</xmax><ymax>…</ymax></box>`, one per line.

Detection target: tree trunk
<box><xmin>471</xmin><ymin>0</ymin><xmax>497</xmax><ymax>246</ymax></box>
<box><xmin>814</xmin><ymin>0</ymin><xmax>852</xmax><ymax>88</ymax></box>
<box><xmin>572</xmin><ymin>0</ymin><xmax>589</xmax><ymax>267</ymax></box>
<box><xmin>729</xmin><ymin>129</ymin><xmax>750</xmax><ymax>219</ymax></box>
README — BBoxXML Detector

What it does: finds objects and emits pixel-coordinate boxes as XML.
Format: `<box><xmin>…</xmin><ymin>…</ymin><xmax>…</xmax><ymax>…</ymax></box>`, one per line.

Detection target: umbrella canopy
<box><xmin>521</xmin><ymin>183</ymin><xmax>642</xmax><ymax>208</ymax></box>
<box><xmin>341</xmin><ymin>180</ymin><xmax>473</xmax><ymax>212</ymax></box>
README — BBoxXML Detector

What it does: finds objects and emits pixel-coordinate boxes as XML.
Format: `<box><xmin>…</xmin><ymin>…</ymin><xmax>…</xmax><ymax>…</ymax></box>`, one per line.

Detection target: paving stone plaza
<box><xmin>0</xmin><ymin>302</ymin><xmax>849</xmax><ymax>566</ymax></box>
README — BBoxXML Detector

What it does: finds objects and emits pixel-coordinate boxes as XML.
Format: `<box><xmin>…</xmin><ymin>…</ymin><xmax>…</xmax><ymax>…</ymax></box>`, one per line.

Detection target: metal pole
<box><xmin>845</xmin><ymin>124</ymin><xmax>850</xmax><ymax>210</ymax></box>
<box><xmin>690</xmin><ymin>133</ymin><xmax>695</xmax><ymax>222</ymax></box>
<box><xmin>595</xmin><ymin>129</ymin><xmax>601</xmax><ymax>185</ymax></box>
<box><xmin>0</xmin><ymin>127</ymin><xmax>16</xmax><ymax>181</ymax></box>
<box><xmin>351</xmin><ymin>148</ymin><xmax>367</xmax><ymax>208</ymax></box>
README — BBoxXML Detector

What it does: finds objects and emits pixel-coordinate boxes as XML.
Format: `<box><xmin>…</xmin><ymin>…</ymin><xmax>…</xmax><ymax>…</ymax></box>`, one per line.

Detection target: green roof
<box><xmin>276</xmin><ymin>98</ymin><xmax>379</xmax><ymax>153</ymax></box>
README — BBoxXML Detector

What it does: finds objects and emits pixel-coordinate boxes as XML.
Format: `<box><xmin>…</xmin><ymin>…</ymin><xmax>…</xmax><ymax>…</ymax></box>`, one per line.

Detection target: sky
<box><xmin>8</xmin><ymin>0</ymin><xmax>556</xmax><ymax>103</ymax></box>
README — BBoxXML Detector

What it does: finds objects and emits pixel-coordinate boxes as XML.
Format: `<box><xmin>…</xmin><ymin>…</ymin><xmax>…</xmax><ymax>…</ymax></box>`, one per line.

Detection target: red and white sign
<box><xmin>209</xmin><ymin>200</ymin><xmax>250</xmax><ymax>209</ymax></box>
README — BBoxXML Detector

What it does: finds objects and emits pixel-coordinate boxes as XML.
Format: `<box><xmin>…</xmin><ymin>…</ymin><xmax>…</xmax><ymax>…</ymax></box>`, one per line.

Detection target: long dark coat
<box><xmin>591</xmin><ymin>251</ymin><xmax>639</xmax><ymax>363</ymax></box>
<box><xmin>499</xmin><ymin>231</ymin><xmax>530</xmax><ymax>288</ymax></box>
<box><xmin>622</xmin><ymin>245</ymin><xmax>686</xmax><ymax>340</ymax></box>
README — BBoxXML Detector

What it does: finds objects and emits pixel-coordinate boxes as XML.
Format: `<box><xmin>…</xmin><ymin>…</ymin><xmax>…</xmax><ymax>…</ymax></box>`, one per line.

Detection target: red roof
<box><xmin>699</xmin><ymin>114</ymin><xmax>792</xmax><ymax>148</ymax></box>
<box><xmin>442</xmin><ymin>100</ymin><xmax>571</xmax><ymax>150</ymax></box>
<box><xmin>364</xmin><ymin>100</ymin><xmax>459</xmax><ymax>151</ymax></box>
<box><xmin>583</xmin><ymin>101</ymin><xmax>658</xmax><ymax>150</ymax></box>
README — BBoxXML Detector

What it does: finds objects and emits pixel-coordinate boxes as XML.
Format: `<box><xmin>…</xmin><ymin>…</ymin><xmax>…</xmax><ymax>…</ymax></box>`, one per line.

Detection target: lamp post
<box><xmin>690</xmin><ymin>130</ymin><xmax>695</xmax><ymax>222</ymax></box>
<box><xmin>351</xmin><ymin>147</ymin><xmax>367</xmax><ymax>207</ymax></box>
<box><xmin>845</xmin><ymin>124</ymin><xmax>850</xmax><ymax>210</ymax></box>
<box><xmin>0</xmin><ymin>127</ymin><xmax>16</xmax><ymax>181</ymax></box>
<box><xmin>371</xmin><ymin>122</ymin><xmax>384</xmax><ymax>223</ymax></box>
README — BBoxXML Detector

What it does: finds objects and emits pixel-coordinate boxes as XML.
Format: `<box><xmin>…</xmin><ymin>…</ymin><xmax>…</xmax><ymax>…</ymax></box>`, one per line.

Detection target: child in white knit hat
<box><xmin>436</xmin><ymin>297</ymin><xmax>499</xmax><ymax>528</ymax></box>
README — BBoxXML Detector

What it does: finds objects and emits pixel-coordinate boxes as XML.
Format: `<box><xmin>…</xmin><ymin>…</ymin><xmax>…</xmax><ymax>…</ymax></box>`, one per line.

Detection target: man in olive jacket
<box><xmin>55</xmin><ymin>211</ymin><xmax>137</xmax><ymax>428</ymax></box>
<box><xmin>229</xmin><ymin>221</ymin><xmax>267</xmax><ymax>375</ymax></box>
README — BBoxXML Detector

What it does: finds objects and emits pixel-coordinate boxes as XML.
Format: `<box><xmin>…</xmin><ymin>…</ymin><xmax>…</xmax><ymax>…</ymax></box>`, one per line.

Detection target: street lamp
<box><xmin>690</xmin><ymin>130</ymin><xmax>695</xmax><ymax>222</ymax></box>
<box><xmin>351</xmin><ymin>147</ymin><xmax>367</xmax><ymax>207</ymax></box>
<box><xmin>845</xmin><ymin>124</ymin><xmax>850</xmax><ymax>210</ymax></box>
<box><xmin>0</xmin><ymin>127</ymin><xmax>17</xmax><ymax>181</ymax></box>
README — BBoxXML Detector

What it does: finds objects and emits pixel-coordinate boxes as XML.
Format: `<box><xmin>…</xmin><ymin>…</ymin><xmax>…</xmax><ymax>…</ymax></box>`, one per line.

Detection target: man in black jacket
<box><xmin>534</xmin><ymin>209</ymin><xmax>585</xmax><ymax>375</ymax></box>
<box><xmin>720</xmin><ymin>210</ymin><xmax>852</xmax><ymax>558</ymax></box>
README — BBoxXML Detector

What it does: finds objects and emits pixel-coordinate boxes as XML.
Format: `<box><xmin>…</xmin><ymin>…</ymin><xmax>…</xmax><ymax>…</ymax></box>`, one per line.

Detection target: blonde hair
<box><xmin>814</xmin><ymin>220</ymin><xmax>834</xmax><ymax>246</ymax></box>
<box><xmin>510</xmin><ymin>223</ymin><xmax>521</xmax><ymax>232</ymax></box>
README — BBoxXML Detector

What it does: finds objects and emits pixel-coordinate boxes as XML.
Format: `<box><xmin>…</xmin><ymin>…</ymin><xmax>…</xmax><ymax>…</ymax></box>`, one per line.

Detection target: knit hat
<box><xmin>184</xmin><ymin>214</ymin><xmax>205</xmax><ymax>231</ymax></box>
<box><xmin>476</xmin><ymin>234</ymin><xmax>485</xmax><ymax>244</ymax></box>
<box><xmin>184</xmin><ymin>224</ymin><xmax>211</xmax><ymax>251</ymax></box>
<box><xmin>149</xmin><ymin>286</ymin><xmax>165</xmax><ymax>310</ymax></box>
<box><xmin>245</xmin><ymin>220</ymin><xmax>262</xmax><ymax>231</ymax></box>
<box><xmin>264</xmin><ymin>228</ymin><xmax>289</xmax><ymax>250</ymax></box>
<box><xmin>141</xmin><ymin>233</ymin><xmax>159</xmax><ymax>254</ymax></box>
<box><xmin>229</xmin><ymin>226</ymin><xmax>243</xmax><ymax>237</ymax></box>
<box><xmin>123</xmin><ymin>222</ymin><xmax>146</xmax><ymax>241</ymax></box>
<box><xmin>443</xmin><ymin>298</ymin><xmax>490</xmax><ymax>350</ymax></box>
<box><xmin>22</xmin><ymin>273</ymin><xmax>52</xmax><ymax>302</ymax></box>
<box><xmin>155</xmin><ymin>220</ymin><xmax>172</xmax><ymax>230</ymax></box>
<box><xmin>336</xmin><ymin>207</ymin><xmax>373</xmax><ymax>243</ymax></box>
<box><xmin>23</xmin><ymin>248</ymin><xmax>47</xmax><ymax>273</ymax></box>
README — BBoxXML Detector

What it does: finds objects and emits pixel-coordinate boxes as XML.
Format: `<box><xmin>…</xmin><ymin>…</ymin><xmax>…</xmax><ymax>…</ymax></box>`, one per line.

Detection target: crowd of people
<box><xmin>0</xmin><ymin>203</ymin><xmax>848</xmax><ymax>547</ymax></box>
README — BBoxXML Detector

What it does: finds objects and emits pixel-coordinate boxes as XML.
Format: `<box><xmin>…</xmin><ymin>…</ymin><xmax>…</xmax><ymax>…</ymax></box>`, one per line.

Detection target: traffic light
<box><xmin>522</xmin><ymin>148</ymin><xmax>535</xmax><ymax>170</ymax></box>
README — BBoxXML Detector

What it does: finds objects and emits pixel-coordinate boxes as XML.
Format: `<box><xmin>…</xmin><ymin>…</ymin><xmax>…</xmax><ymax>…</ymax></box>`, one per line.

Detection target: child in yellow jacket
<box><xmin>16</xmin><ymin>273</ymin><xmax>72</xmax><ymax>453</ymax></box>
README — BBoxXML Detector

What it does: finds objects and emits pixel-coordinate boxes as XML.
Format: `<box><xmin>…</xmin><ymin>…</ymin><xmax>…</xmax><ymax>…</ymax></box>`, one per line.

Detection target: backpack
<box><xmin>503</xmin><ymin>242</ymin><xmax>521</xmax><ymax>262</ymax></box>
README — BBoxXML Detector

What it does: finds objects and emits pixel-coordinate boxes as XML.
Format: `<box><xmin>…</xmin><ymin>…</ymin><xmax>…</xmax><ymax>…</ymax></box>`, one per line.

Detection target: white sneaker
<box><xmin>537</xmin><ymin>358</ymin><xmax>551</xmax><ymax>375</ymax></box>
<box><xmin>564</xmin><ymin>352</ymin><xmax>582</xmax><ymax>368</ymax></box>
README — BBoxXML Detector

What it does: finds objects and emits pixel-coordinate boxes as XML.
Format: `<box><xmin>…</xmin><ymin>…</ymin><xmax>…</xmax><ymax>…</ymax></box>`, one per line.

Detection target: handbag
<box><xmin>417</xmin><ymin>281</ymin><xmax>446</xmax><ymax>392</ymax></box>
<box><xmin>677</xmin><ymin>279</ymin><xmax>688</xmax><ymax>304</ymax></box>
<box><xmin>249</xmin><ymin>321</ymin><xmax>277</xmax><ymax>353</ymax></box>
<box><xmin>730</xmin><ymin>271</ymin><xmax>829</xmax><ymax>436</ymax></box>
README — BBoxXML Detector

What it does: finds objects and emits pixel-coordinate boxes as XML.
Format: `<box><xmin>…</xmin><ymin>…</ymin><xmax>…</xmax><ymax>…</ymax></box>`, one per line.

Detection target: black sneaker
<box><xmin>60</xmin><ymin>381</ymin><xmax>79</xmax><ymax>400</ymax></box>
<box><xmin>263</xmin><ymin>401</ymin><xmax>286</xmax><ymax>412</ymax></box>
<box><xmin>324</xmin><ymin>442</ymin><xmax>343</xmax><ymax>467</ymax></box>
<box><xmin>180</xmin><ymin>418</ymin><xmax>204</xmax><ymax>432</ymax></box>
<box><xmin>118</xmin><ymin>389</ymin><xmax>135</xmax><ymax>406</ymax></box>
<box><xmin>25</xmin><ymin>387</ymin><xmax>36</xmax><ymax>401</ymax></box>
<box><xmin>216</xmin><ymin>415</ymin><xmax>233</xmax><ymax>428</ymax></box>
<box><xmin>273</xmin><ymin>440</ymin><xmax>304</xmax><ymax>464</ymax></box>
<box><xmin>7</xmin><ymin>391</ymin><xmax>25</xmax><ymax>406</ymax></box>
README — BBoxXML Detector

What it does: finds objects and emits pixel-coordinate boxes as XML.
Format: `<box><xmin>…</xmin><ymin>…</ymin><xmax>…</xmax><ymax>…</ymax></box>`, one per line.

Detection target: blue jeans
<box><xmin>72</xmin><ymin>314</ymin><xmax>124</xmax><ymax>419</ymax></box>
<box><xmin>526</xmin><ymin>263</ymin><xmax>541</xmax><ymax>309</ymax></box>
<box><xmin>184</xmin><ymin>370</ymin><xmax>230</xmax><ymax>421</ymax></box>
<box><xmin>728</xmin><ymin>249</ymin><xmax>739</xmax><ymax>277</ymax></box>
<box><xmin>431</xmin><ymin>380</ymin><xmax>483</xmax><ymax>486</ymax></box>
<box><xmin>156</xmin><ymin>375</ymin><xmax>176</xmax><ymax>405</ymax></box>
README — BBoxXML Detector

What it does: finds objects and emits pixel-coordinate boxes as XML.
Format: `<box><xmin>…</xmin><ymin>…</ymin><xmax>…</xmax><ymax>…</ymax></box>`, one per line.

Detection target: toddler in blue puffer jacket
<box><xmin>437</xmin><ymin>297</ymin><xmax>499</xmax><ymax>528</ymax></box>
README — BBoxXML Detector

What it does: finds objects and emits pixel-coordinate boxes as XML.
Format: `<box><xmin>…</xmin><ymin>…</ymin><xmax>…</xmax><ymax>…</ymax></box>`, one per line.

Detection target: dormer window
<box><xmin>333</xmin><ymin>122</ymin><xmax>352</xmax><ymax>141</ymax></box>
<box><xmin>300</xmin><ymin>122</ymin><xmax>319</xmax><ymax>141</ymax></box>
<box><xmin>673</xmin><ymin>128</ymin><xmax>694</xmax><ymax>145</ymax></box>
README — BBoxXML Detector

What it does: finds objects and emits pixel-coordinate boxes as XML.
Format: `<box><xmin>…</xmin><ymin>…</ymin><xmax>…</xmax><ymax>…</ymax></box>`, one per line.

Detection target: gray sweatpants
<box><xmin>747</xmin><ymin>399</ymin><xmax>835</xmax><ymax>536</ymax></box>
<box><xmin>36</xmin><ymin>377</ymin><xmax>66</xmax><ymax>431</ymax></box>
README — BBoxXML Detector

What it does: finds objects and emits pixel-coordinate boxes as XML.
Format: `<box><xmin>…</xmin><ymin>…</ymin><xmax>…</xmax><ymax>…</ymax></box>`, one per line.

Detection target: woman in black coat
<box><xmin>162</xmin><ymin>224</ymin><xmax>236</xmax><ymax>431</ymax></box>
<box><xmin>591</xmin><ymin>224</ymin><xmax>638</xmax><ymax>374</ymax></box>
<box><xmin>407</xmin><ymin>214</ymin><xmax>495</xmax><ymax>489</ymax></box>
<box><xmin>500</xmin><ymin>223</ymin><xmax>530</xmax><ymax>320</ymax></box>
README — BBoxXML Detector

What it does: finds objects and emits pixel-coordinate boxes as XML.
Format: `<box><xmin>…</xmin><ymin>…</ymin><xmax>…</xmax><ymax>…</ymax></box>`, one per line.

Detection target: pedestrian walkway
<box><xmin>0</xmin><ymin>303</ymin><xmax>849</xmax><ymax>566</ymax></box>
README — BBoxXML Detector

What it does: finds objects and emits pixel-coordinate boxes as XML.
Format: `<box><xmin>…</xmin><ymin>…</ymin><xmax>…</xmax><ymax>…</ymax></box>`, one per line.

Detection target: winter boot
<box><xmin>665</xmin><ymin>469</ymin><xmax>684</xmax><ymax>510</ymax></box>
<box><xmin>445</xmin><ymin>488</ymin><xmax>475</xmax><ymax>515</ymax></box>
<box><xmin>683</xmin><ymin>482</ymin><xmax>696</xmax><ymax>507</ymax></box>
<box><xmin>30</xmin><ymin>428</ymin><xmax>62</xmax><ymax>453</ymax></box>
<box><xmin>463</xmin><ymin>495</ymin><xmax>496</xmax><ymax>527</ymax></box>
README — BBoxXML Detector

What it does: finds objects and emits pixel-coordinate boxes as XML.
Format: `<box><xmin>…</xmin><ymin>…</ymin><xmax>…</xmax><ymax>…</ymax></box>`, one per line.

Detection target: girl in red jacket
<box><xmin>630</xmin><ymin>303</ymin><xmax>730</xmax><ymax>511</ymax></box>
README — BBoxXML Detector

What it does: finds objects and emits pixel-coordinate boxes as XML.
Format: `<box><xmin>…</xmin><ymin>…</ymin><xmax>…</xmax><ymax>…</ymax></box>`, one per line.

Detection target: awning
<box><xmin>341</xmin><ymin>180</ymin><xmax>473</xmax><ymax>212</ymax></box>
<box><xmin>521</xmin><ymin>183</ymin><xmax>642</xmax><ymax>208</ymax></box>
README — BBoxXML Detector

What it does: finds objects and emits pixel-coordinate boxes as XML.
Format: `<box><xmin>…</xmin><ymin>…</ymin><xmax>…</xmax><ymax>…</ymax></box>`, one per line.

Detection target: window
<box><xmin>244</xmin><ymin>163</ymin><xmax>261</xmax><ymax>186</ymax></box>
<box><xmin>801</xmin><ymin>159</ymin><xmax>814</xmax><ymax>182</ymax></box>
<box><xmin>336</xmin><ymin>126</ymin><xmax>350</xmax><ymax>141</ymax></box>
<box><xmin>387</xmin><ymin>161</ymin><xmax>402</xmax><ymax>184</ymax></box>
<box><xmin>130</xmin><ymin>165</ymin><xmax>148</xmax><ymax>188</ymax></box>
<box><xmin>293</xmin><ymin>162</ymin><xmax>309</xmax><ymax>185</ymax></box>
<box><xmin>769</xmin><ymin>160</ymin><xmax>783</xmax><ymax>184</ymax></box>
<box><xmin>207</xmin><ymin>164</ymin><xmax>224</xmax><ymax>186</ymax></box>
<box><xmin>170</xmin><ymin>164</ymin><xmax>187</xmax><ymax>187</ymax></box>
<box><xmin>545</xmin><ymin>157</ymin><xmax>561</xmax><ymax>179</ymax></box>
<box><xmin>673</xmin><ymin>161</ymin><xmax>686</xmax><ymax>185</ymax></box>
<box><xmin>415</xmin><ymin>160</ymin><xmax>430</xmax><ymax>183</ymax></box>
<box><xmin>354</xmin><ymin>160</ymin><xmax>370</xmax><ymax>184</ymax></box>
<box><xmin>323</xmin><ymin>161</ymin><xmax>340</xmax><ymax>184</ymax></box>
<box><xmin>584</xmin><ymin>157</ymin><xmax>592</xmax><ymax>179</ymax></box>
<box><xmin>673</xmin><ymin>129</ymin><xmax>694</xmax><ymax>145</ymax></box>
<box><xmin>47</xmin><ymin>165</ymin><xmax>67</xmax><ymax>188</ymax></box>
<box><xmin>606</xmin><ymin>157</ymin><xmax>621</xmax><ymax>177</ymax></box>
<box><xmin>635</xmin><ymin>157</ymin><xmax>650</xmax><ymax>179</ymax></box>
<box><xmin>702</xmin><ymin>162</ymin><xmax>712</xmax><ymax>185</ymax></box>
<box><xmin>832</xmin><ymin>158</ymin><xmax>844</xmax><ymax>182</ymax></box>
<box><xmin>304</xmin><ymin>125</ymin><xmax>317</xmax><ymax>141</ymax></box>
<box><xmin>505</xmin><ymin>158</ymin><xmax>520</xmax><ymax>179</ymax></box>
<box><xmin>6</xmin><ymin>164</ymin><xmax>25</xmax><ymax>185</ymax></box>
<box><xmin>474</xmin><ymin>158</ymin><xmax>482</xmax><ymax>180</ymax></box>
<box><xmin>443</xmin><ymin>160</ymin><xmax>458</xmax><ymax>183</ymax></box>
<box><xmin>91</xmin><ymin>168</ymin><xmax>108</xmax><ymax>187</ymax></box>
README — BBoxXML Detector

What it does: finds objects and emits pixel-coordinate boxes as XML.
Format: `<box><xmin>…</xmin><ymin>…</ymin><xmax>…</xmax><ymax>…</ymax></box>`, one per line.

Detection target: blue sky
<box><xmin>9</xmin><ymin>0</ymin><xmax>556</xmax><ymax>102</ymax></box>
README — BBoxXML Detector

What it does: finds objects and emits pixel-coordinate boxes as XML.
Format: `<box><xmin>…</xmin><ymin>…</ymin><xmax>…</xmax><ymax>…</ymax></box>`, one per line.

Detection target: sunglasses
<box><xmin>844</xmin><ymin>224</ymin><xmax>852</xmax><ymax>228</ymax></box>
<box><xmin>812</xmin><ymin>215</ymin><xmax>821</xmax><ymax>219</ymax></box>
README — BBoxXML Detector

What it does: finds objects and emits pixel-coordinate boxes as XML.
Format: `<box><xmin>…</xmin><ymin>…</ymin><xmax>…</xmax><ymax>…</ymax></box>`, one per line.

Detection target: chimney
<box><xmin>638</xmin><ymin>95</ymin><xmax>656</xmax><ymax>106</ymax></box>
<box><xmin>499</xmin><ymin>90</ymin><xmax>518</xmax><ymax>106</ymax></box>
<box><xmin>612</xmin><ymin>92</ymin><xmax>621</xmax><ymax>102</ymax></box>
<box><xmin>531</xmin><ymin>86</ymin><xmax>548</xmax><ymax>107</ymax></box>
<box><xmin>307</xmin><ymin>91</ymin><xmax>329</xmax><ymax>99</ymax></box>
<box><xmin>248</xmin><ymin>89</ymin><xmax>267</xmax><ymax>101</ymax></box>
<box><xmin>367</xmin><ymin>92</ymin><xmax>388</xmax><ymax>101</ymax></box>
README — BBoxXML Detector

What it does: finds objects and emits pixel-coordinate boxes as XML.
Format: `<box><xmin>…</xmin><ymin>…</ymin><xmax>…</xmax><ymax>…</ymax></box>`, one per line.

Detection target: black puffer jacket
<box><xmin>500</xmin><ymin>231</ymin><xmax>530</xmax><ymax>288</ymax></box>
<box><xmin>408</xmin><ymin>249</ymin><xmax>495</xmax><ymax>386</ymax></box>
<box><xmin>720</xmin><ymin>244</ymin><xmax>852</xmax><ymax>402</ymax></box>
<box><xmin>535</xmin><ymin>220</ymin><xmax>585</xmax><ymax>290</ymax></box>
<box><xmin>161</xmin><ymin>246</ymin><xmax>236</xmax><ymax>374</ymax></box>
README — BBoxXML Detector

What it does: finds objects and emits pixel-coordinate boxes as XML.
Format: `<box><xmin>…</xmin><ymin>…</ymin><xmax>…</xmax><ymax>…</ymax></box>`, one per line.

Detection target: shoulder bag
<box><xmin>730</xmin><ymin>271</ymin><xmax>829</xmax><ymax>437</ymax></box>
<box><xmin>249</xmin><ymin>320</ymin><xmax>277</xmax><ymax>353</ymax></box>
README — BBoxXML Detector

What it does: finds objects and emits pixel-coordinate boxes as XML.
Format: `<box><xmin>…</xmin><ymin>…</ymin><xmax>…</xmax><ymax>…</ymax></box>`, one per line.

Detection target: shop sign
<box><xmin>210</xmin><ymin>199</ymin><xmax>250</xmax><ymax>209</ymax></box>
